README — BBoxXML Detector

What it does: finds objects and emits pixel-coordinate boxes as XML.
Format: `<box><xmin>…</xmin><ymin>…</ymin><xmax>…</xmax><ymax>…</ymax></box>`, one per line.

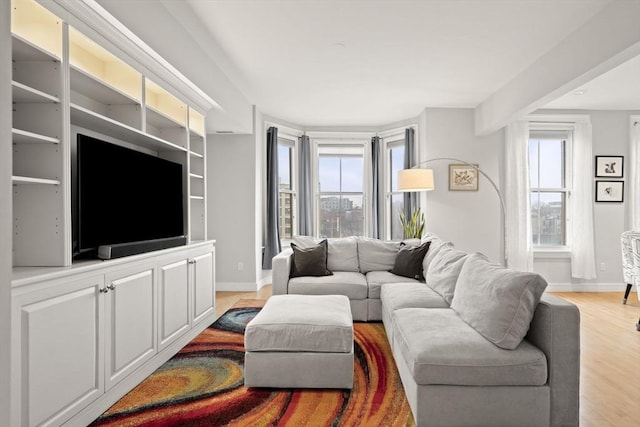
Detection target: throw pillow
<box><xmin>389</xmin><ymin>241</ymin><xmax>431</xmax><ymax>280</ymax></box>
<box><xmin>290</xmin><ymin>239</ymin><xmax>333</xmax><ymax>278</ymax></box>
<box><xmin>451</xmin><ymin>253</ymin><xmax>548</xmax><ymax>350</ymax></box>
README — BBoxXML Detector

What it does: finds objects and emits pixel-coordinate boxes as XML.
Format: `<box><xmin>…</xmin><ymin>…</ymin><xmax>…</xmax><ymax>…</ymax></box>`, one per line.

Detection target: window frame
<box><xmin>384</xmin><ymin>136</ymin><xmax>406</xmax><ymax>240</ymax></box>
<box><xmin>528</xmin><ymin>126</ymin><xmax>574</xmax><ymax>251</ymax></box>
<box><xmin>277</xmin><ymin>135</ymin><xmax>298</xmax><ymax>242</ymax></box>
<box><xmin>312</xmin><ymin>139</ymin><xmax>368</xmax><ymax>238</ymax></box>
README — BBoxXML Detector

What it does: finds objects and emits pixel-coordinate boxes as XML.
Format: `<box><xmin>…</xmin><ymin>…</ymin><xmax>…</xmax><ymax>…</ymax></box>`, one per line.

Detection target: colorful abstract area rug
<box><xmin>92</xmin><ymin>299</ymin><xmax>415</xmax><ymax>427</ymax></box>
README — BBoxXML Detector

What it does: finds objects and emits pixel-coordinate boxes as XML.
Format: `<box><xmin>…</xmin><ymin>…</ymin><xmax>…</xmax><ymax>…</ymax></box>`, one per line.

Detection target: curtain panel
<box><xmin>571</xmin><ymin>120</ymin><xmax>597</xmax><ymax>279</ymax></box>
<box><xmin>263</xmin><ymin>127</ymin><xmax>281</xmax><ymax>269</ymax></box>
<box><xmin>370</xmin><ymin>136</ymin><xmax>383</xmax><ymax>239</ymax></box>
<box><xmin>403</xmin><ymin>128</ymin><xmax>417</xmax><ymax>217</ymax></box>
<box><xmin>630</xmin><ymin>118</ymin><xmax>640</xmax><ymax>231</ymax></box>
<box><xmin>298</xmin><ymin>134</ymin><xmax>313</xmax><ymax>236</ymax></box>
<box><xmin>504</xmin><ymin>121</ymin><xmax>533</xmax><ymax>271</ymax></box>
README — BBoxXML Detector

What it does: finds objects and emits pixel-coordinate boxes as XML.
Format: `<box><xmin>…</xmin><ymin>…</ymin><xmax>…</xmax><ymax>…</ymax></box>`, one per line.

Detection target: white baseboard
<box><xmin>216</xmin><ymin>282</ymin><xmax>259</xmax><ymax>292</ymax></box>
<box><xmin>546</xmin><ymin>282</ymin><xmax>625</xmax><ymax>292</ymax></box>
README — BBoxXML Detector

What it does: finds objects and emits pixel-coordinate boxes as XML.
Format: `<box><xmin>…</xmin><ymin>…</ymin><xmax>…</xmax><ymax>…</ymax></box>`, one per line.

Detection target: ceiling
<box><xmin>181</xmin><ymin>0</ymin><xmax>638</xmax><ymax>128</ymax></box>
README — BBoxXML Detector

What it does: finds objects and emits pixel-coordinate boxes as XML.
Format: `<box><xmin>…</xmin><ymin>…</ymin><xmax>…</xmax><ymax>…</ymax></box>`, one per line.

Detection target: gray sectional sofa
<box><xmin>271</xmin><ymin>234</ymin><xmax>580</xmax><ymax>427</ymax></box>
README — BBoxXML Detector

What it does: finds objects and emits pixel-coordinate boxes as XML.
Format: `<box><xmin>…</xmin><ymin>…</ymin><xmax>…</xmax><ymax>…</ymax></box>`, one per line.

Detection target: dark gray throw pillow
<box><xmin>290</xmin><ymin>239</ymin><xmax>333</xmax><ymax>278</ymax></box>
<box><xmin>389</xmin><ymin>241</ymin><xmax>431</xmax><ymax>280</ymax></box>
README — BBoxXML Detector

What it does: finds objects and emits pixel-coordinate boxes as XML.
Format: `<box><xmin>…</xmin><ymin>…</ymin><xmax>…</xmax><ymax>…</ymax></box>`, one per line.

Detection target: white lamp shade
<box><xmin>398</xmin><ymin>169</ymin><xmax>435</xmax><ymax>192</ymax></box>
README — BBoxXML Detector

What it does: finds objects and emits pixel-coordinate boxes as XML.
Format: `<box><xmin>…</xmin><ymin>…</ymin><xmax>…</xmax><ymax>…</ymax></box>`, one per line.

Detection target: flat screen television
<box><xmin>75</xmin><ymin>134</ymin><xmax>185</xmax><ymax>259</ymax></box>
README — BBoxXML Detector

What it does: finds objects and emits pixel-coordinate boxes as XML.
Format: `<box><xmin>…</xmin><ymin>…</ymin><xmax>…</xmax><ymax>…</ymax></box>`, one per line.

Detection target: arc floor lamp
<box><xmin>397</xmin><ymin>157</ymin><xmax>507</xmax><ymax>266</ymax></box>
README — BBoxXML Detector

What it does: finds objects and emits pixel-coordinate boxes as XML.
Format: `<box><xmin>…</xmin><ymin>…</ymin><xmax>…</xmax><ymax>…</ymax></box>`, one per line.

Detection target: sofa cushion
<box><xmin>451</xmin><ymin>254</ymin><xmax>548</xmax><ymax>350</ymax></box>
<box><xmin>392</xmin><ymin>308</ymin><xmax>548</xmax><ymax>386</ymax></box>
<box><xmin>425</xmin><ymin>246</ymin><xmax>469</xmax><ymax>304</ymax></box>
<box><xmin>366</xmin><ymin>271</ymin><xmax>420</xmax><ymax>299</ymax></box>
<box><xmin>288</xmin><ymin>271</ymin><xmax>368</xmax><ymax>300</ymax></box>
<box><xmin>290</xmin><ymin>240</ymin><xmax>332</xmax><ymax>278</ymax></box>
<box><xmin>421</xmin><ymin>237</ymin><xmax>454</xmax><ymax>279</ymax></box>
<box><xmin>390</xmin><ymin>241</ymin><xmax>431</xmax><ymax>280</ymax></box>
<box><xmin>357</xmin><ymin>237</ymin><xmax>400</xmax><ymax>273</ymax></box>
<box><xmin>293</xmin><ymin>236</ymin><xmax>359</xmax><ymax>272</ymax></box>
<box><xmin>380</xmin><ymin>282</ymin><xmax>449</xmax><ymax>312</ymax></box>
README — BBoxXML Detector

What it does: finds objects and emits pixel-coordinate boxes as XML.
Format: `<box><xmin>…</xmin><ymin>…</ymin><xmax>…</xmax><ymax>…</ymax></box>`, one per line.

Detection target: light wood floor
<box><xmin>215</xmin><ymin>288</ymin><xmax>640</xmax><ymax>427</ymax></box>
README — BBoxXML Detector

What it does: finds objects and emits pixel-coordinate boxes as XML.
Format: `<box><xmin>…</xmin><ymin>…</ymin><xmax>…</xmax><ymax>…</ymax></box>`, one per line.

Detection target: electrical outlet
<box><xmin>599</xmin><ymin>262</ymin><xmax>606</xmax><ymax>271</ymax></box>
<box><xmin>237</xmin><ymin>262</ymin><xmax>244</xmax><ymax>271</ymax></box>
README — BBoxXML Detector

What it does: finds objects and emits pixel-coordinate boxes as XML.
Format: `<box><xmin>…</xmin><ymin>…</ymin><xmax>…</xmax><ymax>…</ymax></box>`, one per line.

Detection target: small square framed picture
<box><xmin>449</xmin><ymin>164</ymin><xmax>479</xmax><ymax>191</ymax></box>
<box><xmin>595</xmin><ymin>156</ymin><xmax>623</xmax><ymax>178</ymax></box>
<box><xmin>595</xmin><ymin>180</ymin><xmax>624</xmax><ymax>203</ymax></box>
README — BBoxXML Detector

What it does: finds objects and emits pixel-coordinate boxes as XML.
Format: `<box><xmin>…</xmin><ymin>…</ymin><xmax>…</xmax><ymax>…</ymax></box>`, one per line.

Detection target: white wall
<box><xmin>421</xmin><ymin>108</ymin><xmax>504</xmax><ymax>263</ymax></box>
<box><xmin>534</xmin><ymin>109</ymin><xmax>640</xmax><ymax>290</ymax></box>
<box><xmin>207</xmin><ymin>133</ymin><xmax>260</xmax><ymax>291</ymax></box>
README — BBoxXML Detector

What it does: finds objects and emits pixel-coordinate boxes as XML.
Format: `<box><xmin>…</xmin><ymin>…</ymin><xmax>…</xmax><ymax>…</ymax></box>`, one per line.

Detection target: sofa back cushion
<box><xmin>293</xmin><ymin>236</ymin><xmax>359</xmax><ymax>272</ymax></box>
<box><xmin>425</xmin><ymin>245</ymin><xmax>469</xmax><ymax>304</ymax></box>
<box><xmin>422</xmin><ymin>236</ymin><xmax>454</xmax><ymax>279</ymax></box>
<box><xmin>451</xmin><ymin>253</ymin><xmax>548</xmax><ymax>350</ymax></box>
<box><xmin>357</xmin><ymin>237</ymin><xmax>400</xmax><ymax>273</ymax></box>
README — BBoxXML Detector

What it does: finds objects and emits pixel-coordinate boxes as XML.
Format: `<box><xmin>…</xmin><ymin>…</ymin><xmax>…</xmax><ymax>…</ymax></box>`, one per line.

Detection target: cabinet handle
<box><xmin>107</xmin><ymin>284</ymin><xmax>116</xmax><ymax>291</ymax></box>
<box><xmin>99</xmin><ymin>287</ymin><xmax>108</xmax><ymax>293</ymax></box>
<box><xmin>188</xmin><ymin>260</ymin><xmax>196</xmax><ymax>265</ymax></box>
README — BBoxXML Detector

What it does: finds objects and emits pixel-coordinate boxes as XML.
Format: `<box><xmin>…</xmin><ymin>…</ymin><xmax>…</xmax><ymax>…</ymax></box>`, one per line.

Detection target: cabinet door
<box><xmin>104</xmin><ymin>263</ymin><xmax>157</xmax><ymax>390</ymax></box>
<box><xmin>192</xmin><ymin>249</ymin><xmax>215</xmax><ymax>324</ymax></box>
<box><xmin>13</xmin><ymin>275</ymin><xmax>104</xmax><ymax>427</ymax></box>
<box><xmin>157</xmin><ymin>257</ymin><xmax>190</xmax><ymax>350</ymax></box>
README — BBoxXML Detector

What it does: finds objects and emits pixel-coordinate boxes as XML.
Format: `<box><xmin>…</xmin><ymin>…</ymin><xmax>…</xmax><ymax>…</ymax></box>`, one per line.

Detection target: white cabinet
<box><xmin>192</xmin><ymin>249</ymin><xmax>215</xmax><ymax>324</ymax></box>
<box><xmin>104</xmin><ymin>263</ymin><xmax>157</xmax><ymax>390</ymax></box>
<box><xmin>11</xmin><ymin>242</ymin><xmax>216</xmax><ymax>427</ymax></box>
<box><xmin>12</xmin><ymin>274</ymin><xmax>104</xmax><ymax>427</ymax></box>
<box><xmin>157</xmin><ymin>256</ymin><xmax>190</xmax><ymax>350</ymax></box>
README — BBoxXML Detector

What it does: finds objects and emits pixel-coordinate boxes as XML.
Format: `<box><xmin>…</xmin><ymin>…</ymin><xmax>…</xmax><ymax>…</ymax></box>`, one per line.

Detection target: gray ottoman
<box><xmin>244</xmin><ymin>294</ymin><xmax>354</xmax><ymax>389</ymax></box>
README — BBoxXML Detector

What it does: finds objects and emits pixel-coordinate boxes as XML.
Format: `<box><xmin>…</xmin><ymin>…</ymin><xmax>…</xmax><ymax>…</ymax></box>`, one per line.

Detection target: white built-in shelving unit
<box><xmin>10</xmin><ymin>0</ymin><xmax>209</xmax><ymax>269</ymax></box>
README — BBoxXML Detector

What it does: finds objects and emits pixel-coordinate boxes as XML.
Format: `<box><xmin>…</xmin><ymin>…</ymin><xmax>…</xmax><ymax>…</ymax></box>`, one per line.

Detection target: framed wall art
<box><xmin>449</xmin><ymin>164</ymin><xmax>478</xmax><ymax>191</ymax></box>
<box><xmin>595</xmin><ymin>155</ymin><xmax>623</xmax><ymax>178</ymax></box>
<box><xmin>595</xmin><ymin>180</ymin><xmax>624</xmax><ymax>203</ymax></box>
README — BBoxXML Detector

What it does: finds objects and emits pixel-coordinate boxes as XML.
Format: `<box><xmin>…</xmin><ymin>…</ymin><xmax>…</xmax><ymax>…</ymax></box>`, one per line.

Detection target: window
<box><xmin>278</xmin><ymin>140</ymin><xmax>295</xmax><ymax>239</ymax></box>
<box><xmin>528</xmin><ymin>132</ymin><xmax>571</xmax><ymax>247</ymax></box>
<box><xmin>317</xmin><ymin>146</ymin><xmax>365</xmax><ymax>237</ymax></box>
<box><xmin>387</xmin><ymin>142</ymin><xmax>405</xmax><ymax>240</ymax></box>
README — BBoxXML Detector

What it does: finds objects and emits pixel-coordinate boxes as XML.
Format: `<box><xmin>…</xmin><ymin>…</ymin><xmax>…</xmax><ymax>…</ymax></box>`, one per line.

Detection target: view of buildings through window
<box><xmin>529</xmin><ymin>135</ymin><xmax>568</xmax><ymax>246</ymax></box>
<box><xmin>318</xmin><ymin>153</ymin><xmax>364</xmax><ymax>237</ymax></box>
<box><xmin>278</xmin><ymin>143</ymin><xmax>294</xmax><ymax>239</ymax></box>
<box><xmin>388</xmin><ymin>143</ymin><xmax>405</xmax><ymax>240</ymax></box>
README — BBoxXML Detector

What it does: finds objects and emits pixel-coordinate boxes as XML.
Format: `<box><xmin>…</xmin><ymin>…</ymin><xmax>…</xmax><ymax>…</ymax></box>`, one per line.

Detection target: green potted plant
<box><xmin>399</xmin><ymin>208</ymin><xmax>425</xmax><ymax>239</ymax></box>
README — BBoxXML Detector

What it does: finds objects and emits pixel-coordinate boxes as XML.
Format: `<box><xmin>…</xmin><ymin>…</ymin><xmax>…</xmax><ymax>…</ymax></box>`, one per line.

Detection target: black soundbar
<box><xmin>97</xmin><ymin>236</ymin><xmax>187</xmax><ymax>260</ymax></box>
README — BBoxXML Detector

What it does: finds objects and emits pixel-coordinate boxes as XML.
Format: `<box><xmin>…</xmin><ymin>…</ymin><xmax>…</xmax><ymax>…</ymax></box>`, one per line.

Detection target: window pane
<box><xmin>341</xmin><ymin>157</ymin><xmax>363</xmax><ymax>192</ymax></box>
<box><xmin>390</xmin><ymin>193</ymin><xmax>404</xmax><ymax>240</ymax></box>
<box><xmin>390</xmin><ymin>145</ymin><xmax>405</xmax><ymax>191</ymax></box>
<box><xmin>278</xmin><ymin>144</ymin><xmax>291</xmax><ymax>190</ymax></box>
<box><xmin>319</xmin><ymin>195</ymin><xmax>364</xmax><ymax>238</ymax></box>
<box><xmin>538</xmin><ymin>139</ymin><xmax>564</xmax><ymax>188</ymax></box>
<box><xmin>279</xmin><ymin>191</ymin><xmax>293</xmax><ymax>239</ymax></box>
<box><xmin>319</xmin><ymin>156</ymin><xmax>340</xmax><ymax>192</ymax></box>
<box><xmin>531</xmin><ymin>192</ymin><xmax>564</xmax><ymax>246</ymax></box>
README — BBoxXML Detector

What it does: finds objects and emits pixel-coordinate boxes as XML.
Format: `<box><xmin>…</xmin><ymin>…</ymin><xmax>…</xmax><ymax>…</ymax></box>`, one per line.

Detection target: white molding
<box><xmin>43</xmin><ymin>0</ymin><xmax>218</xmax><ymax>112</ymax></box>
<box><xmin>216</xmin><ymin>282</ymin><xmax>258</xmax><ymax>292</ymax></box>
<box><xmin>546</xmin><ymin>282</ymin><xmax>623</xmax><ymax>292</ymax></box>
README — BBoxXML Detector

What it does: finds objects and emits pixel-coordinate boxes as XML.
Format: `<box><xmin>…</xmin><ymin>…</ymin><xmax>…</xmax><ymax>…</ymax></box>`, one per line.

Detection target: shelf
<box><xmin>70</xmin><ymin>104</ymin><xmax>187</xmax><ymax>153</ymax></box>
<box><xmin>189</xmin><ymin>173</ymin><xmax>204</xmax><ymax>180</ymax></box>
<box><xmin>188</xmin><ymin>107</ymin><xmax>205</xmax><ymax>137</ymax></box>
<box><xmin>146</xmin><ymin>106</ymin><xmax>186</xmax><ymax>129</ymax></box>
<box><xmin>70</xmin><ymin>66</ymin><xmax>140</xmax><ymax>106</ymax></box>
<box><xmin>189</xmin><ymin>195</ymin><xmax>204</xmax><ymax>200</ymax></box>
<box><xmin>12</xmin><ymin>128</ymin><xmax>60</xmax><ymax>144</ymax></box>
<box><xmin>12</xmin><ymin>34</ymin><xmax>60</xmax><ymax>62</ymax></box>
<box><xmin>12</xmin><ymin>176</ymin><xmax>60</xmax><ymax>186</ymax></box>
<box><xmin>145</xmin><ymin>78</ymin><xmax>186</xmax><ymax>127</ymax></box>
<box><xmin>12</xmin><ymin>81</ymin><xmax>59</xmax><ymax>103</ymax></box>
<box><xmin>11</xmin><ymin>0</ymin><xmax>62</xmax><ymax>59</ymax></box>
<box><xmin>190</xmin><ymin>151</ymin><xmax>204</xmax><ymax>159</ymax></box>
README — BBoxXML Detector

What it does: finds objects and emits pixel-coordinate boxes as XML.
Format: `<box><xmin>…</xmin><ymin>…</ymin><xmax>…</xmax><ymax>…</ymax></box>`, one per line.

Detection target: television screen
<box><xmin>76</xmin><ymin>134</ymin><xmax>184</xmax><ymax>257</ymax></box>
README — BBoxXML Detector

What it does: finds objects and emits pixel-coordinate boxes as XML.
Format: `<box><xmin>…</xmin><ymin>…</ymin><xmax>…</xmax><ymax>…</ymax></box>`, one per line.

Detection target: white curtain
<box><xmin>571</xmin><ymin>120</ymin><xmax>597</xmax><ymax>279</ymax></box>
<box><xmin>504</xmin><ymin>121</ymin><xmax>533</xmax><ymax>271</ymax></box>
<box><xmin>630</xmin><ymin>118</ymin><xmax>640</xmax><ymax>231</ymax></box>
